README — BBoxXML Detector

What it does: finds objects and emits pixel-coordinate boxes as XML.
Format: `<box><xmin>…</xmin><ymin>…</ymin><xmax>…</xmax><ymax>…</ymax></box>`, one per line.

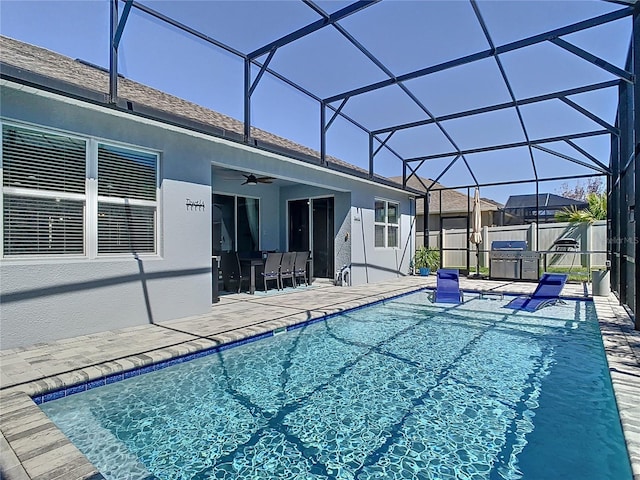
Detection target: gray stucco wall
<box><xmin>1</xmin><ymin>87</ymin><xmax>213</xmax><ymax>349</ymax></box>
<box><xmin>350</xmin><ymin>187</ymin><xmax>415</xmax><ymax>285</ymax></box>
<box><xmin>1</xmin><ymin>84</ymin><xmax>414</xmax><ymax>349</ymax></box>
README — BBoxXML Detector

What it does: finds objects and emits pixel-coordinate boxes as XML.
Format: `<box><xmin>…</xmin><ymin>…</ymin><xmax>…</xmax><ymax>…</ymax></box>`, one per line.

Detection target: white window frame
<box><xmin>374</xmin><ymin>198</ymin><xmax>400</xmax><ymax>249</ymax></box>
<box><xmin>0</xmin><ymin>120</ymin><xmax>160</xmax><ymax>259</ymax></box>
<box><xmin>96</xmin><ymin>140</ymin><xmax>160</xmax><ymax>256</ymax></box>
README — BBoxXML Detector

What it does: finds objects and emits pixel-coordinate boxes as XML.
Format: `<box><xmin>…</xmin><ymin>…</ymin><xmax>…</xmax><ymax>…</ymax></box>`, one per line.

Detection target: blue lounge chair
<box><xmin>434</xmin><ymin>269</ymin><xmax>463</xmax><ymax>304</ymax></box>
<box><xmin>505</xmin><ymin>273</ymin><xmax>568</xmax><ymax>312</ymax></box>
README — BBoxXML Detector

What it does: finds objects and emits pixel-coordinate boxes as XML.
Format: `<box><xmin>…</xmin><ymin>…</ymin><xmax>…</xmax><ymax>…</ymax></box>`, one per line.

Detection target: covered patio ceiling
<box><xmin>100</xmin><ymin>0</ymin><xmax>635</xmax><ymax>200</ymax></box>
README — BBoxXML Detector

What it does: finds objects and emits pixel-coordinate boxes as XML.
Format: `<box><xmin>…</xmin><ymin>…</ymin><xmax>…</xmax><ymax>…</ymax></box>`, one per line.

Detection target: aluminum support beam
<box><xmin>309</xmin><ymin>0</ymin><xmax>476</xmax><ymax>184</ymax></box>
<box><xmin>113</xmin><ymin>0</ymin><xmax>133</xmax><ymax>49</ymax></box>
<box><xmin>558</xmin><ymin>97</ymin><xmax>620</xmax><ymax>136</ymax></box>
<box><xmin>244</xmin><ymin>60</ymin><xmax>251</xmax><ymax>142</ymax></box>
<box><xmin>109</xmin><ymin>0</ymin><xmax>119</xmax><ymax>103</ymax></box>
<box><xmin>127</xmin><ymin>0</ymin><xmax>245</xmax><ymax>57</ymax></box>
<box><xmin>633</xmin><ymin>6</ymin><xmax>640</xmax><ymax>324</ymax></box>
<box><xmin>113</xmin><ymin>0</ymin><xmax>133</xmax><ymax>48</ymax></box>
<box><xmin>405</xmin><ymin>130</ymin><xmax>610</xmax><ymax>162</ymax></box>
<box><xmin>326</xmin><ymin>98</ymin><xmax>348</xmax><ymax>131</ymax></box>
<box><xmin>248</xmin><ymin>1</ymin><xmax>379</xmax><ymax>59</ymax></box>
<box><xmin>248</xmin><ymin>49</ymin><xmax>276</xmax><ymax>97</ymax></box>
<box><xmin>531</xmin><ymin>144</ymin><xmax>611</xmax><ymax>174</ymax></box>
<box><xmin>405</xmin><ymin>163</ymin><xmax>431</xmax><ymax>192</ymax></box>
<box><xmin>427</xmin><ymin>172</ymin><xmax>604</xmax><ymax>192</ymax></box>
<box><xmin>324</xmin><ymin>8</ymin><xmax>632</xmax><ymax>104</ymax></box>
<box><xmin>426</xmin><ymin>155</ymin><xmax>461</xmax><ymax>190</ymax></box>
<box><xmin>321</xmin><ymin>103</ymin><xmax>327</xmax><ymax>165</ymax></box>
<box><xmin>564</xmin><ymin>139</ymin><xmax>612</xmax><ymax>173</ymax></box>
<box><xmin>372</xmin><ymin>80</ymin><xmax>620</xmax><ymax>135</ymax></box>
<box><xmin>550</xmin><ymin>37</ymin><xmax>634</xmax><ymax>84</ymax></box>
<box><xmin>368</xmin><ymin>132</ymin><xmax>374</xmax><ymax>176</ymax></box>
<box><xmin>471</xmin><ymin>0</ymin><xmax>538</xmax><ymax>182</ymax></box>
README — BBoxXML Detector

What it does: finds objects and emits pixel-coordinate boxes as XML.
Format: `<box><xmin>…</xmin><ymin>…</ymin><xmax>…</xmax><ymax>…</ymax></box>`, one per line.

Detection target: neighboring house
<box><xmin>389</xmin><ymin>176</ymin><xmax>502</xmax><ymax>247</ymax></box>
<box><xmin>0</xmin><ymin>36</ymin><xmax>416</xmax><ymax>349</ymax></box>
<box><xmin>502</xmin><ymin>194</ymin><xmax>588</xmax><ymax>225</ymax></box>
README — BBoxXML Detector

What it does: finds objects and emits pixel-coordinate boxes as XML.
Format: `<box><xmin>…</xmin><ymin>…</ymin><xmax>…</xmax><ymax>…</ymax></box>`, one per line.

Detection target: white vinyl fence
<box><xmin>418</xmin><ymin>220</ymin><xmax>607</xmax><ymax>271</ymax></box>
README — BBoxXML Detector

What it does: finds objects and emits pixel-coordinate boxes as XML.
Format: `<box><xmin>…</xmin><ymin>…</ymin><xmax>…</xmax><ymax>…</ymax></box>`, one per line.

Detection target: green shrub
<box><xmin>414</xmin><ymin>246</ymin><xmax>440</xmax><ymax>271</ymax></box>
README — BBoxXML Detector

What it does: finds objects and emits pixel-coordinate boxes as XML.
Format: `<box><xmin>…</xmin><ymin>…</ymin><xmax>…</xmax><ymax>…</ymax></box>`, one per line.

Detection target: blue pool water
<box><xmin>41</xmin><ymin>292</ymin><xmax>632</xmax><ymax>479</ymax></box>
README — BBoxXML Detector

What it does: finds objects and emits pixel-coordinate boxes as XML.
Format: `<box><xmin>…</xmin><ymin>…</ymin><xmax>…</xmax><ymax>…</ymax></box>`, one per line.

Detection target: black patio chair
<box><xmin>219</xmin><ymin>252</ymin><xmax>249</xmax><ymax>293</ymax></box>
<box><xmin>279</xmin><ymin>252</ymin><xmax>296</xmax><ymax>288</ymax></box>
<box><xmin>262</xmin><ymin>252</ymin><xmax>282</xmax><ymax>291</ymax></box>
<box><xmin>293</xmin><ymin>251</ymin><xmax>309</xmax><ymax>287</ymax></box>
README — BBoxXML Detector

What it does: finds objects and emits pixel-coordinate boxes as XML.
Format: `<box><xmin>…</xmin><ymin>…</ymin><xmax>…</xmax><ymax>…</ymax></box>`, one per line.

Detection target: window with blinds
<box><xmin>97</xmin><ymin>144</ymin><xmax>157</xmax><ymax>254</ymax></box>
<box><xmin>2</xmin><ymin>125</ymin><xmax>87</xmax><ymax>256</ymax></box>
<box><xmin>1</xmin><ymin>123</ymin><xmax>159</xmax><ymax>258</ymax></box>
<box><xmin>98</xmin><ymin>203</ymin><xmax>156</xmax><ymax>254</ymax></box>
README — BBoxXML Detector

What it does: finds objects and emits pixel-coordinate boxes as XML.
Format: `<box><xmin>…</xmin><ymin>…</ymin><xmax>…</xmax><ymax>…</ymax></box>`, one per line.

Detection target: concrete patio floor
<box><xmin>1</xmin><ymin>275</ymin><xmax>639</xmax><ymax>479</ymax></box>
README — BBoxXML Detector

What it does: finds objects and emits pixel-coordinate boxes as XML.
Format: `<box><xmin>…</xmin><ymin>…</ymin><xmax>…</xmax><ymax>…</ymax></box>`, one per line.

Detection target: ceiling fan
<box><xmin>242</xmin><ymin>174</ymin><xmax>275</xmax><ymax>186</ymax></box>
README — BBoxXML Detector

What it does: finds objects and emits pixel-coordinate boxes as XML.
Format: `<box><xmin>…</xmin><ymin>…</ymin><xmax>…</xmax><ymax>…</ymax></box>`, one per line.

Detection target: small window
<box><xmin>374</xmin><ymin>199</ymin><xmax>399</xmax><ymax>248</ymax></box>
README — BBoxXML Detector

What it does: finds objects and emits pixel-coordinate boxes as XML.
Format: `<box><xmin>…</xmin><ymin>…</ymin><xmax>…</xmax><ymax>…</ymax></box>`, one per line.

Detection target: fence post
<box><xmin>528</xmin><ymin>222</ymin><xmax>537</xmax><ymax>251</ymax></box>
<box><xmin>482</xmin><ymin>225</ymin><xmax>489</xmax><ymax>268</ymax></box>
<box><xmin>585</xmin><ymin>222</ymin><xmax>591</xmax><ymax>277</ymax></box>
<box><xmin>441</xmin><ymin>229</ymin><xmax>447</xmax><ymax>268</ymax></box>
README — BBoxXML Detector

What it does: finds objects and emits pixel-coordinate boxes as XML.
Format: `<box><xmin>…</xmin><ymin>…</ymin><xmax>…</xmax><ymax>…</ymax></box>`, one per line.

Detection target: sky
<box><xmin>0</xmin><ymin>0</ymin><xmax>632</xmax><ymax>205</ymax></box>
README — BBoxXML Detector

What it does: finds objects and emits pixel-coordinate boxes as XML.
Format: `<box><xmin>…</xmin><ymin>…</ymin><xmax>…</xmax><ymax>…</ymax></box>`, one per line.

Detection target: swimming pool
<box><xmin>40</xmin><ymin>291</ymin><xmax>632</xmax><ymax>479</ymax></box>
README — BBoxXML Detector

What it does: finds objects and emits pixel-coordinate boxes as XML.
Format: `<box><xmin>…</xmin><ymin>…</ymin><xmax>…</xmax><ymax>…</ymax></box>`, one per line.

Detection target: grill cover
<box><xmin>491</xmin><ymin>240</ymin><xmax>527</xmax><ymax>250</ymax></box>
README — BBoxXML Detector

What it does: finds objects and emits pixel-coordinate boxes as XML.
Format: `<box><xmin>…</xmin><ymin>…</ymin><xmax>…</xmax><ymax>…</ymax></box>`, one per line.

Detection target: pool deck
<box><xmin>1</xmin><ymin>276</ymin><xmax>639</xmax><ymax>480</ymax></box>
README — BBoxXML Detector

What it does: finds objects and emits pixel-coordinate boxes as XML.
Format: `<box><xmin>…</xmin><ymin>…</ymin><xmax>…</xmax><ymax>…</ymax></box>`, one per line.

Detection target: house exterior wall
<box><xmin>0</xmin><ymin>84</ymin><xmax>414</xmax><ymax>349</ymax></box>
<box><xmin>1</xmin><ymin>86</ymin><xmax>213</xmax><ymax>349</ymax></box>
<box><xmin>350</xmin><ymin>187</ymin><xmax>414</xmax><ymax>284</ymax></box>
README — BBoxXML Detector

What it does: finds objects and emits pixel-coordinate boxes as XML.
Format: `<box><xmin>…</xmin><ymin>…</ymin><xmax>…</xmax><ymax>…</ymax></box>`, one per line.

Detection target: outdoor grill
<box><xmin>489</xmin><ymin>241</ymin><xmax>540</xmax><ymax>281</ymax></box>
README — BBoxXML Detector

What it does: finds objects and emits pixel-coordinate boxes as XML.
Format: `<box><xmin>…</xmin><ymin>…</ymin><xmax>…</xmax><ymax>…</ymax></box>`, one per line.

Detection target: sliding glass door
<box><xmin>288</xmin><ymin>197</ymin><xmax>334</xmax><ymax>279</ymax></box>
<box><xmin>212</xmin><ymin>194</ymin><xmax>260</xmax><ymax>255</ymax></box>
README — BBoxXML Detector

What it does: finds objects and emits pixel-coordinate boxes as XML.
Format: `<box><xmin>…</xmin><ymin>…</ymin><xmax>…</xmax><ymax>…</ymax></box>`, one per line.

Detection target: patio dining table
<box><xmin>239</xmin><ymin>257</ymin><xmax>265</xmax><ymax>295</ymax></box>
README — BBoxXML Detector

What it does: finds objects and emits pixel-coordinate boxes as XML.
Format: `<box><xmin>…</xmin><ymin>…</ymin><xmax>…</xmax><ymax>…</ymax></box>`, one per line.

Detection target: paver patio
<box><xmin>1</xmin><ymin>276</ymin><xmax>639</xmax><ymax>480</ymax></box>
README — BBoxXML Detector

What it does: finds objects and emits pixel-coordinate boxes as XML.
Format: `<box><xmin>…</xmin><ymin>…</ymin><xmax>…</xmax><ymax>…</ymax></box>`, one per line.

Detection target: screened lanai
<box><xmin>1</xmin><ymin>0</ymin><xmax>637</xmax><ymax>320</ymax></box>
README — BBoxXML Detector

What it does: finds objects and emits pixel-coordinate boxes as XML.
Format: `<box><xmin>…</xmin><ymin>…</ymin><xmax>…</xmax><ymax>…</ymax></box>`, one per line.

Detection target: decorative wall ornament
<box><xmin>186</xmin><ymin>199</ymin><xmax>206</xmax><ymax>211</ymax></box>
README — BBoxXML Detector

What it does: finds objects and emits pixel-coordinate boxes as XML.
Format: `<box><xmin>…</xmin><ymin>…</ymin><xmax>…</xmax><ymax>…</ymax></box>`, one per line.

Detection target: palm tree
<box><xmin>555</xmin><ymin>193</ymin><xmax>606</xmax><ymax>223</ymax></box>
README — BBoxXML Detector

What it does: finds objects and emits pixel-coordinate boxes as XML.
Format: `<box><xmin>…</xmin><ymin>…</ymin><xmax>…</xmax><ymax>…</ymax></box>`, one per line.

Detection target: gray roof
<box><xmin>0</xmin><ymin>35</ymin><xmax>415</xmax><ymax>193</ymax></box>
<box><xmin>388</xmin><ymin>176</ymin><xmax>502</xmax><ymax>214</ymax></box>
<box><xmin>504</xmin><ymin>193</ymin><xmax>587</xmax><ymax>209</ymax></box>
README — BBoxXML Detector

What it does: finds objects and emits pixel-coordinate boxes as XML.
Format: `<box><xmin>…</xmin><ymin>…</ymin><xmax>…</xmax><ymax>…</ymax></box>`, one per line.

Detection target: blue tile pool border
<box><xmin>32</xmin><ymin>287</ymin><xmax>591</xmax><ymax>405</ymax></box>
<box><xmin>32</xmin><ymin>287</ymin><xmax>426</xmax><ymax>405</ymax></box>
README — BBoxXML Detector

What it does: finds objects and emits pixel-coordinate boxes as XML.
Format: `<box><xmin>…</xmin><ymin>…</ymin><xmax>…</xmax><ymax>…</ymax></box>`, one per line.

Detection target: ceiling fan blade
<box><xmin>240</xmin><ymin>174</ymin><xmax>275</xmax><ymax>185</ymax></box>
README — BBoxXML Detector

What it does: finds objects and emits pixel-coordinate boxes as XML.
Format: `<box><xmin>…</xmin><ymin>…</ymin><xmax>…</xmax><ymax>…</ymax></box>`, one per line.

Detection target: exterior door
<box><xmin>288</xmin><ymin>197</ymin><xmax>334</xmax><ymax>279</ymax></box>
<box><xmin>312</xmin><ymin>198</ymin><xmax>334</xmax><ymax>279</ymax></box>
